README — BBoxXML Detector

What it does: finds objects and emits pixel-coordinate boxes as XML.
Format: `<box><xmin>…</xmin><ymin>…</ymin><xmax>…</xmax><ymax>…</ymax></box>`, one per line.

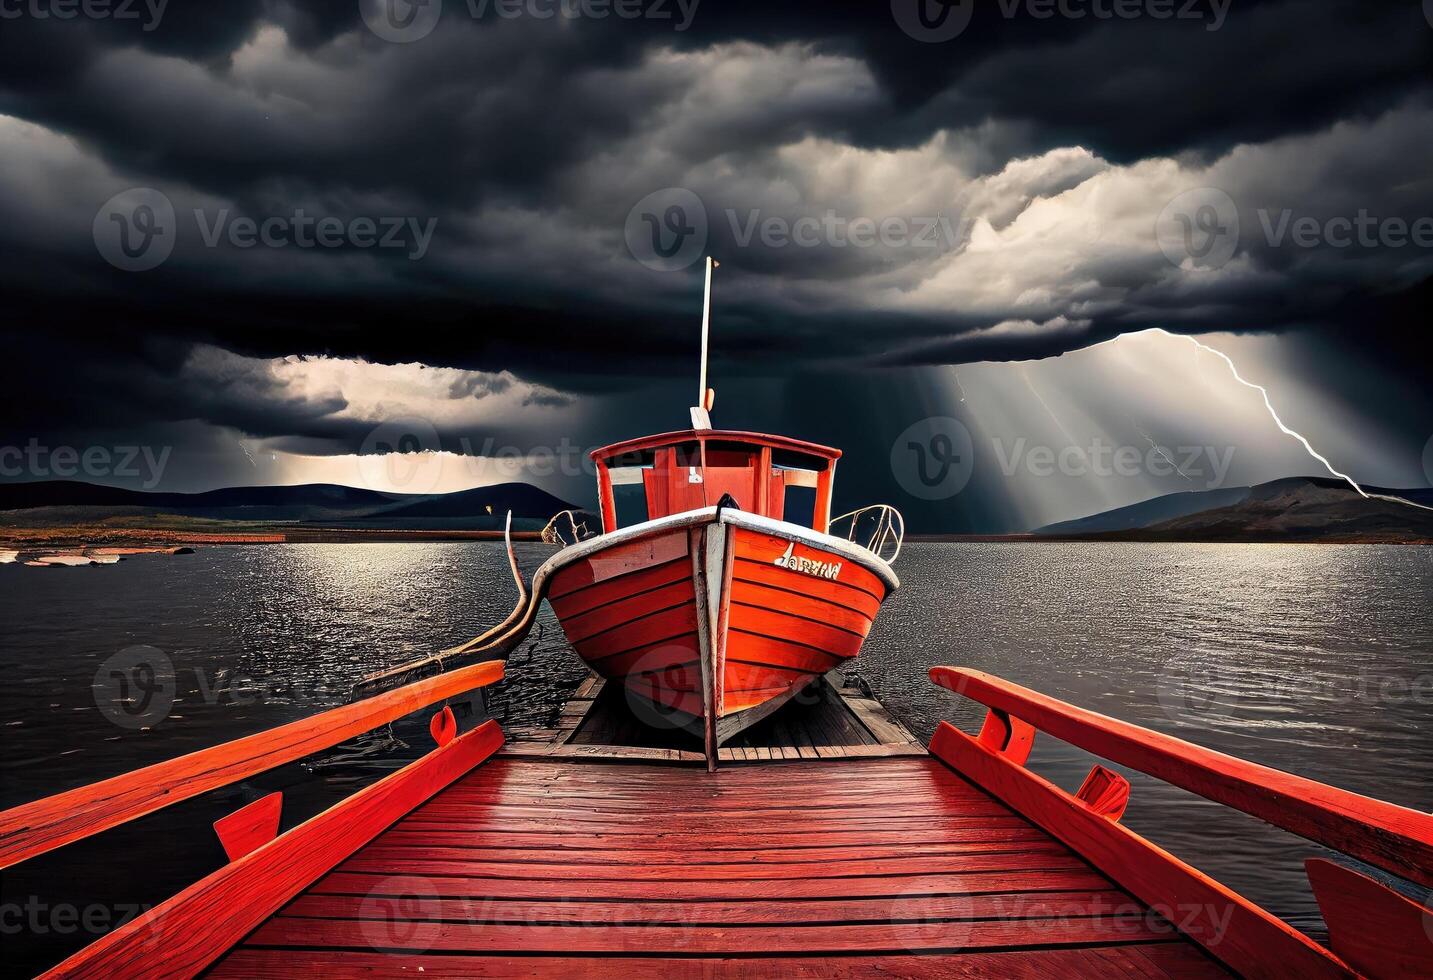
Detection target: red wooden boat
<box><xmin>535</xmin><ymin>258</ymin><xmax>902</xmax><ymax>752</ymax></box>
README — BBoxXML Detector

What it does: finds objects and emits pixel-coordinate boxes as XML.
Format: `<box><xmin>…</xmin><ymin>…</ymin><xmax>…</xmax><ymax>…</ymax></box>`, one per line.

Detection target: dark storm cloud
<box><xmin>0</xmin><ymin>0</ymin><xmax>1430</xmax><ymax>475</ymax></box>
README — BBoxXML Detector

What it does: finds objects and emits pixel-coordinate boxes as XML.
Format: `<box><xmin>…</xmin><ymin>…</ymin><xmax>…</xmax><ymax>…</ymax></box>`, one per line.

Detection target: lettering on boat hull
<box><xmin>773</xmin><ymin>542</ymin><xmax>843</xmax><ymax>580</ymax></box>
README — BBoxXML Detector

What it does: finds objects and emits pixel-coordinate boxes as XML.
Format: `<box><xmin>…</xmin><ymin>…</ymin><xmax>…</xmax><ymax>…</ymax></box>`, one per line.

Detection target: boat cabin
<box><xmin>591</xmin><ymin>429</ymin><xmax>840</xmax><ymax>534</ymax></box>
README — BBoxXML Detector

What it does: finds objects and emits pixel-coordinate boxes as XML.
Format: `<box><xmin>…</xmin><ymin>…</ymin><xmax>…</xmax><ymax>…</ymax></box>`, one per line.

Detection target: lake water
<box><xmin>2</xmin><ymin>541</ymin><xmax>1430</xmax><ymax>971</ymax></box>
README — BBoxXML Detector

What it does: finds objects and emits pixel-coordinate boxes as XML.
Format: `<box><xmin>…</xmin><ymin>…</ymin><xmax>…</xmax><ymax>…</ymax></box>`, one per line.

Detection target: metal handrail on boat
<box><xmin>928</xmin><ymin>665</ymin><xmax>1433</xmax><ymax>980</ymax></box>
<box><xmin>829</xmin><ymin>503</ymin><xmax>905</xmax><ymax>563</ymax></box>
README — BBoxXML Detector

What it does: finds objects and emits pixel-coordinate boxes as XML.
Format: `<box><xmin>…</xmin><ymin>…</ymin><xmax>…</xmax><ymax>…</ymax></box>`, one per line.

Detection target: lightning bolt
<box><xmin>1132</xmin><ymin>420</ymin><xmax>1192</xmax><ymax>482</ymax></box>
<box><xmin>1019</xmin><ymin>366</ymin><xmax>1078</xmax><ymax>448</ymax></box>
<box><xmin>1104</xmin><ymin>328</ymin><xmax>1433</xmax><ymax>512</ymax></box>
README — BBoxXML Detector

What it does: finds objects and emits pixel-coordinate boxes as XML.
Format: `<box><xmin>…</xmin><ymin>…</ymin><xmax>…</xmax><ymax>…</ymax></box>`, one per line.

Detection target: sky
<box><xmin>1</xmin><ymin>0</ymin><xmax>1431</xmax><ymax>531</ymax></box>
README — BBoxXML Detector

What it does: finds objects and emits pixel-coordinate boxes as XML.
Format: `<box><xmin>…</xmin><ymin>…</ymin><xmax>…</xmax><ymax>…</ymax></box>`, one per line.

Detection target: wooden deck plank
<box><xmin>212</xmin><ymin>945</ymin><xmax>1227</xmax><ymax>979</ymax></box>
<box><xmin>337</xmin><ymin>849</ymin><xmax>1074</xmax><ymax>880</ymax></box>
<box><xmin>375</xmin><ymin>827</ymin><xmax>1045</xmax><ymax>849</ymax></box>
<box><xmin>245</xmin><ymin>915</ymin><xmax>1183</xmax><ymax>955</ymax></box>
<box><xmin>311</xmin><ymin>868</ymin><xmax>1116</xmax><ymax>901</ymax></box>
<box><xmin>279</xmin><ymin>888</ymin><xmax>1136</xmax><ymax>925</ymax></box>
<box><xmin>220</xmin><ymin>757</ymin><xmax>1228</xmax><ymax>977</ymax></box>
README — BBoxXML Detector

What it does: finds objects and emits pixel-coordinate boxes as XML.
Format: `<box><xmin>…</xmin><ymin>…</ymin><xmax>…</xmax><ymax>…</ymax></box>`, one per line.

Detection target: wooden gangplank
<box><xmin>209</xmin><ymin>755</ymin><xmax>1227</xmax><ymax>978</ymax></box>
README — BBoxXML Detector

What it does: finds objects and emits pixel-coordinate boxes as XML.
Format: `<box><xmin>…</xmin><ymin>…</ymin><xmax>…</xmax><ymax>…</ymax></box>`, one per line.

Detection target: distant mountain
<box><xmin>1036</xmin><ymin>486</ymin><xmax>1252</xmax><ymax>536</ymax></box>
<box><xmin>0</xmin><ymin>480</ymin><xmax>578</xmax><ymax>527</ymax></box>
<box><xmin>1037</xmin><ymin>478</ymin><xmax>1433</xmax><ymax>543</ymax></box>
<box><xmin>378</xmin><ymin>484</ymin><xmax>573</xmax><ymax>520</ymax></box>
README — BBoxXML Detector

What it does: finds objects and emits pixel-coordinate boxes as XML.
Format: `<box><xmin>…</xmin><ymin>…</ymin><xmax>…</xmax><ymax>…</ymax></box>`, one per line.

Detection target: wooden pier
<box><xmin>208</xmin><ymin>754</ymin><xmax>1226</xmax><ymax>977</ymax></box>
<box><xmin>4</xmin><ymin>662</ymin><xmax>1431</xmax><ymax>978</ymax></box>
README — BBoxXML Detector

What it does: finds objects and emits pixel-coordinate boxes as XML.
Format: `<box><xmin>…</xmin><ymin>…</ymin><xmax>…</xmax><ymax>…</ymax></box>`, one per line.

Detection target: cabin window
<box><xmin>772</xmin><ymin>449</ymin><xmax>825</xmax><ymax>529</ymax></box>
<box><xmin>606</xmin><ymin>449</ymin><xmax>654</xmax><ymax>529</ymax></box>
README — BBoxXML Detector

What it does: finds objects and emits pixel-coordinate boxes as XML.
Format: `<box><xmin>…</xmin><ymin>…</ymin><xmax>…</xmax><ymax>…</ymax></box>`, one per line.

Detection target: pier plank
<box><xmin>212</xmin><ymin>945</ymin><xmax>1224</xmax><ymax>979</ymax></box>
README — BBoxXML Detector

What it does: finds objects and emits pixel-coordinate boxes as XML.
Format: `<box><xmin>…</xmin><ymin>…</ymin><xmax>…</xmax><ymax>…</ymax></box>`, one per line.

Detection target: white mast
<box><xmin>693</xmin><ymin>256</ymin><xmax>718</xmax><ymax>430</ymax></box>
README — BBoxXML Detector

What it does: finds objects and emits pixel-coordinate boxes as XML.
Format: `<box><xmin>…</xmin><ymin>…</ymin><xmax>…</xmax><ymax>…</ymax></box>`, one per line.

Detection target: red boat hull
<box><xmin>547</xmin><ymin>515</ymin><xmax>891</xmax><ymax>745</ymax></box>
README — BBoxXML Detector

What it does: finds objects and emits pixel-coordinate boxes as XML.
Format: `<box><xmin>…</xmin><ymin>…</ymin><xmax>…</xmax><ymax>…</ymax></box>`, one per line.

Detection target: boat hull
<box><xmin>545</xmin><ymin>510</ymin><xmax>894</xmax><ymax>748</ymax></box>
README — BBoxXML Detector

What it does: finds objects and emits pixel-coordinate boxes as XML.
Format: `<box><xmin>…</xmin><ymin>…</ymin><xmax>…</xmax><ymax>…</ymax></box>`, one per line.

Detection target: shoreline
<box><xmin>0</xmin><ymin>525</ymin><xmax>547</xmax><ymax>561</ymax></box>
